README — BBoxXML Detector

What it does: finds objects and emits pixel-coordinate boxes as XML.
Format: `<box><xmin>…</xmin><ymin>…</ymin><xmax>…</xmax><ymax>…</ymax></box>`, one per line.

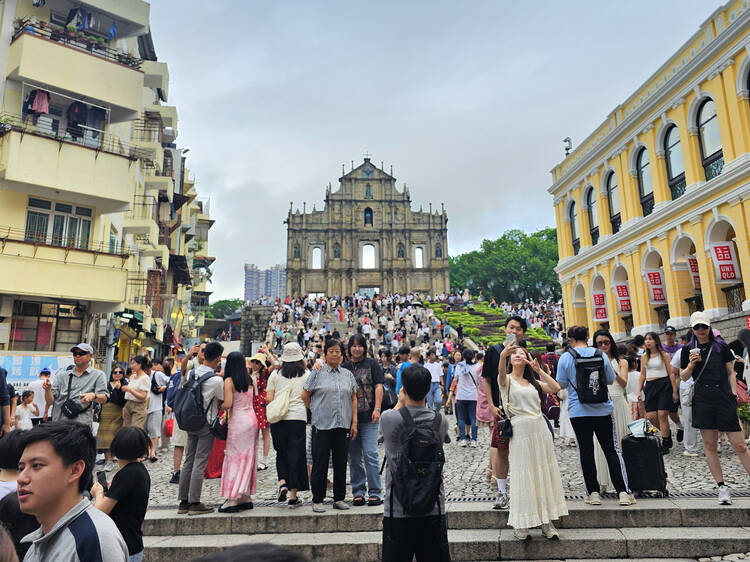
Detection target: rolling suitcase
<box><xmin>621</xmin><ymin>433</ymin><xmax>668</xmax><ymax>497</ymax></box>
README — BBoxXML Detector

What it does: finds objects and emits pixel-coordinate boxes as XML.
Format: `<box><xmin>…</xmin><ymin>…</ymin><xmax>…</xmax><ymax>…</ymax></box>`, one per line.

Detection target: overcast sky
<box><xmin>149</xmin><ymin>1</ymin><xmax>719</xmax><ymax>301</ymax></box>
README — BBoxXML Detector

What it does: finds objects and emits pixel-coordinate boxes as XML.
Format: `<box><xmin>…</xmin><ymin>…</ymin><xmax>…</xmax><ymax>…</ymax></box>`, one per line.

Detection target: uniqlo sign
<box><xmin>592</xmin><ymin>292</ymin><xmax>608</xmax><ymax>322</ymax></box>
<box><xmin>645</xmin><ymin>268</ymin><xmax>667</xmax><ymax>304</ymax></box>
<box><xmin>614</xmin><ymin>283</ymin><xmax>631</xmax><ymax>313</ymax></box>
<box><xmin>711</xmin><ymin>243</ymin><xmax>741</xmax><ymax>283</ymax></box>
<box><xmin>687</xmin><ymin>256</ymin><xmax>701</xmax><ymax>290</ymax></box>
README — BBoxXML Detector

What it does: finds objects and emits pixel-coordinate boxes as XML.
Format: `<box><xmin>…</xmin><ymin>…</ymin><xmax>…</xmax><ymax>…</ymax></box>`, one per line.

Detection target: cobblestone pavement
<box><xmin>140</xmin><ymin>416</ymin><xmax>749</xmax><ymax>508</ymax></box>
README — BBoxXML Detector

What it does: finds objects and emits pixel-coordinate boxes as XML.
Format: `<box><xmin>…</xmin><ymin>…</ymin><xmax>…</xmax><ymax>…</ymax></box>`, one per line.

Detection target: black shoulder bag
<box><xmin>495</xmin><ymin>378</ymin><xmax>513</xmax><ymax>439</ymax></box>
<box><xmin>61</xmin><ymin>370</ymin><xmax>92</xmax><ymax>419</ymax></box>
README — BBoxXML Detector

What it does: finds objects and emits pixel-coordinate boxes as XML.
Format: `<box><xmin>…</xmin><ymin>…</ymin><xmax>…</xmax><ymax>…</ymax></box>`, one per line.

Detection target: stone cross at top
<box><xmin>363</xmin><ymin>151</ymin><xmax>372</xmax><ymax>160</ymax></box>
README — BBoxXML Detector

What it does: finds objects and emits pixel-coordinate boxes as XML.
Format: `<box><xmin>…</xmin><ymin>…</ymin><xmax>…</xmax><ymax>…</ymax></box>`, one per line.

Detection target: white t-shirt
<box><xmin>147</xmin><ymin>371</ymin><xmax>170</xmax><ymax>414</ymax></box>
<box><xmin>125</xmin><ymin>374</ymin><xmax>151</xmax><ymax>402</ymax></box>
<box><xmin>15</xmin><ymin>403</ymin><xmax>35</xmax><ymax>430</ymax></box>
<box><xmin>625</xmin><ymin>370</ymin><xmax>644</xmax><ymax>403</ymax></box>
<box><xmin>671</xmin><ymin>351</ymin><xmax>694</xmax><ymax>390</ymax></box>
<box><xmin>455</xmin><ymin>362</ymin><xmax>480</xmax><ymax>401</ymax></box>
<box><xmin>267</xmin><ymin>371</ymin><xmax>310</xmax><ymax>422</ymax></box>
<box><xmin>27</xmin><ymin>379</ymin><xmax>47</xmax><ymax>419</ymax></box>
<box><xmin>0</xmin><ymin>481</ymin><xmax>16</xmax><ymax>501</ymax></box>
<box><xmin>424</xmin><ymin>361</ymin><xmax>443</xmax><ymax>383</ymax></box>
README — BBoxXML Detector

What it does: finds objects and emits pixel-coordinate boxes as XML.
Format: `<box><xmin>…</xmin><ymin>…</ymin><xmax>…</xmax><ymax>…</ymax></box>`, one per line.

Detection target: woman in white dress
<box><xmin>498</xmin><ymin>344</ymin><xmax>568</xmax><ymax>541</ymax></box>
<box><xmin>557</xmin><ymin>387</ymin><xmax>576</xmax><ymax>446</ymax></box>
<box><xmin>592</xmin><ymin>330</ymin><xmax>630</xmax><ymax>493</ymax></box>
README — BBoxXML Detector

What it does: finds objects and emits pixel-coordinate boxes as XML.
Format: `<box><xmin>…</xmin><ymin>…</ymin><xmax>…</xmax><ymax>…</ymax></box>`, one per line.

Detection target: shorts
<box><xmin>644</xmin><ymin>377</ymin><xmax>674</xmax><ymax>412</ymax></box>
<box><xmin>172</xmin><ymin>420</ymin><xmax>187</xmax><ymax>448</ymax></box>
<box><xmin>145</xmin><ymin>410</ymin><xmax>162</xmax><ymax>438</ymax></box>
<box><xmin>490</xmin><ymin>417</ymin><xmax>509</xmax><ymax>450</ymax></box>
<box><xmin>692</xmin><ymin>384</ymin><xmax>741</xmax><ymax>432</ymax></box>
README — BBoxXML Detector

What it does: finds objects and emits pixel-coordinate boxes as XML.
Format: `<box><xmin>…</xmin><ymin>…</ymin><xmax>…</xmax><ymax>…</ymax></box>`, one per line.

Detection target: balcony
<box><xmin>74</xmin><ymin>1</ymin><xmax>150</xmax><ymax>37</ymax></box>
<box><xmin>125</xmin><ymin>274</ymin><xmax>169</xmax><ymax>317</ymax></box>
<box><xmin>124</xmin><ymin>195</ymin><xmax>159</xmax><ymax>240</ymax></box>
<box><xmin>0</xmin><ymin>225</ymin><xmax>129</xmax><ymax>304</ymax></box>
<box><xmin>148</xmin><ymin>104</ymin><xmax>177</xmax><ymax>132</ymax></box>
<box><xmin>0</xmin><ymin>117</ymin><xmax>145</xmax><ymax>213</ymax></box>
<box><xmin>131</xmin><ymin>118</ymin><xmax>164</xmax><ymax>171</ymax></box>
<box><xmin>8</xmin><ymin>22</ymin><xmax>143</xmax><ymax>121</ymax></box>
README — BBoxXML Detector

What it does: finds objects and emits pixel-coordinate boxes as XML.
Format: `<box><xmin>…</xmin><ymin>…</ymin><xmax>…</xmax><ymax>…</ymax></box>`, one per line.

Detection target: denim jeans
<box><xmin>427</xmin><ymin>382</ymin><xmax>442</xmax><ymax>412</ymax></box>
<box><xmin>455</xmin><ymin>399</ymin><xmax>477</xmax><ymax>441</ymax></box>
<box><xmin>349</xmin><ymin>420</ymin><xmax>382</xmax><ymax>499</ymax></box>
<box><xmin>129</xmin><ymin>552</ymin><xmax>143</xmax><ymax>562</ymax></box>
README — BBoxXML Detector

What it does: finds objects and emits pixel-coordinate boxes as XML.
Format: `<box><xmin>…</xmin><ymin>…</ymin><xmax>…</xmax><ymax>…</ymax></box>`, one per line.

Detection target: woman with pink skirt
<box><xmin>219</xmin><ymin>351</ymin><xmax>259</xmax><ymax>512</ymax></box>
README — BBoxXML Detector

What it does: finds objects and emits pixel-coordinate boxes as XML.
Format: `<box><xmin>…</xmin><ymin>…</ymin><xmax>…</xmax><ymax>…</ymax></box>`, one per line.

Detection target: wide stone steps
<box><xmin>142</xmin><ymin>499</ymin><xmax>750</xmax><ymax>561</ymax></box>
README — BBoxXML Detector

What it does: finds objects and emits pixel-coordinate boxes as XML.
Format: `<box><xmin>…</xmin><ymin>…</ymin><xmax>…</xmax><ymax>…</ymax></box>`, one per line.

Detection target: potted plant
<box><xmin>66</xmin><ymin>24</ymin><xmax>76</xmax><ymax>38</ymax></box>
<box><xmin>0</xmin><ymin>115</ymin><xmax>14</xmax><ymax>135</ymax></box>
<box><xmin>38</xmin><ymin>21</ymin><xmax>47</xmax><ymax>29</ymax></box>
<box><xmin>739</xmin><ymin>405</ymin><xmax>750</xmax><ymax>439</ymax></box>
<box><xmin>86</xmin><ymin>34</ymin><xmax>96</xmax><ymax>49</ymax></box>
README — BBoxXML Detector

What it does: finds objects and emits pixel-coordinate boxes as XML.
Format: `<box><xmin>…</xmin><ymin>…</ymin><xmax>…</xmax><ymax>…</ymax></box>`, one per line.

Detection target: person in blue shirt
<box><xmin>556</xmin><ymin>325</ymin><xmax>635</xmax><ymax>507</ymax></box>
<box><xmin>395</xmin><ymin>348</ymin><xmax>421</xmax><ymax>395</ymax></box>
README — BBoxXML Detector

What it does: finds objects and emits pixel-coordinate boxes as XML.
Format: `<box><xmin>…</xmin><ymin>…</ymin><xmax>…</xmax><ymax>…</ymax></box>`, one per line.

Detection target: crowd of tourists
<box><xmin>1</xmin><ymin>290</ymin><xmax>750</xmax><ymax>561</ymax></box>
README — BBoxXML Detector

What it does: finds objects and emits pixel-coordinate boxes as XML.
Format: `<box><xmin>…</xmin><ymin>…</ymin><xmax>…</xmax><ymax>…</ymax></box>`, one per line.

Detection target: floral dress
<box><xmin>220</xmin><ymin>386</ymin><xmax>259</xmax><ymax>499</ymax></box>
<box><xmin>252</xmin><ymin>368</ymin><xmax>269</xmax><ymax>429</ymax></box>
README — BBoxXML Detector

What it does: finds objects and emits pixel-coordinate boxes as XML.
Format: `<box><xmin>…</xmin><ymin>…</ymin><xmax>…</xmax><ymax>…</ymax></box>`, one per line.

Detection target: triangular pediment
<box><xmin>339</xmin><ymin>158</ymin><xmax>395</xmax><ymax>182</ymax></box>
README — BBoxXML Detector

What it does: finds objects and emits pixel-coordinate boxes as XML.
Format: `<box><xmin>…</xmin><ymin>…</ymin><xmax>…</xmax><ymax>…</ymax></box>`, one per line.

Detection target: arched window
<box><xmin>364</xmin><ymin>207</ymin><xmax>373</xmax><ymax>226</ymax></box>
<box><xmin>664</xmin><ymin>125</ymin><xmax>686</xmax><ymax>200</ymax></box>
<box><xmin>606</xmin><ymin>172</ymin><xmax>621</xmax><ymax>234</ymax></box>
<box><xmin>365</xmin><ymin>184</ymin><xmax>372</xmax><ymax>199</ymax></box>
<box><xmin>397</xmin><ymin>243</ymin><xmax>405</xmax><ymax>258</ymax></box>
<box><xmin>293</xmin><ymin>244</ymin><xmax>300</xmax><ymax>259</ymax></box>
<box><xmin>333</xmin><ymin>243</ymin><xmax>341</xmax><ymax>259</ymax></box>
<box><xmin>636</xmin><ymin>148</ymin><xmax>654</xmax><ymax>216</ymax></box>
<box><xmin>586</xmin><ymin>188</ymin><xmax>598</xmax><ymax>245</ymax></box>
<box><xmin>435</xmin><ymin>244</ymin><xmax>443</xmax><ymax>258</ymax></box>
<box><xmin>362</xmin><ymin>244</ymin><xmax>375</xmax><ymax>269</ymax></box>
<box><xmin>697</xmin><ymin>99</ymin><xmax>724</xmax><ymax>180</ymax></box>
<box><xmin>414</xmin><ymin>247</ymin><xmax>424</xmax><ymax>269</ymax></box>
<box><xmin>311</xmin><ymin>247</ymin><xmax>322</xmax><ymax>269</ymax></box>
<box><xmin>569</xmin><ymin>201</ymin><xmax>579</xmax><ymax>255</ymax></box>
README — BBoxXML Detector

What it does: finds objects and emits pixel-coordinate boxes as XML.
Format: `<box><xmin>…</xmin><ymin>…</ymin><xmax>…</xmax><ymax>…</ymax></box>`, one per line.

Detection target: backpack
<box><xmin>173</xmin><ymin>370</ymin><xmax>215</xmax><ymax>431</ymax></box>
<box><xmin>165</xmin><ymin>372</ymin><xmax>183</xmax><ymax>409</ymax></box>
<box><xmin>391</xmin><ymin>408</ymin><xmax>445</xmax><ymax>516</ymax></box>
<box><xmin>567</xmin><ymin>348</ymin><xmax>608</xmax><ymax>404</ymax></box>
<box><xmin>542</xmin><ymin>392</ymin><xmax>560</xmax><ymax>420</ymax></box>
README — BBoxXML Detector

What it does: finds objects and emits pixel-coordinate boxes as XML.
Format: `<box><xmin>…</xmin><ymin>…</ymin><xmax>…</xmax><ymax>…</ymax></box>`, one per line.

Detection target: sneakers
<box><xmin>619</xmin><ymin>492</ymin><xmax>637</xmax><ymax>506</ymax></box>
<box><xmin>718</xmin><ymin>485</ymin><xmax>732</xmax><ymax>505</ymax></box>
<box><xmin>676</xmin><ymin>428</ymin><xmax>684</xmax><ymax>443</ymax></box>
<box><xmin>469</xmin><ymin>440</ymin><xmax>478</xmax><ymax>448</ymax></box>
<box><xmin>312</xmin><ymin>503</ymin><xmax>326</xmax><ymax>513</ymax></box>
<box><xmin>278</xmin><ymin>486</ymin><xmax>288</xmax><ymax>502</ymax></box>
<box><xmin>177</xmin><ymin>501</ymin><xmax>190</xmax><ymax>514</ymax></box>
<box><xmin>169</xmin><ymin>470</ymin><xmax>181</xmax><ymax>484</ymax></box>
<box><xmin>513</xmin><ymin>528</ymin><xmax>530</xmax><ymax>541</ymax></box>
<box><xmin>493</xmin><ymin>492</ymin><xmax>509</xmax><ymax>510</ymax></box>
<box><xmin>541</xmin><ymin>522</ymin><xmax>559</xmax><ymax>540</ymax></box>
<box><xmin>187</xmin><ymin>502</ymin><xmax>214</xmax><ymax>516</ymax></box>
<box><xmin>683</xmin><ymin>451</ymin><xmax>699</xmax><ymax>457</ymax></box>
<box><xmin>459</xmin><ymin>439</ymin><xmax>468</xmax><ymax>447</ymax></box>
<box><xmin>288</xmin><ymin>498</ymin><xmax>302</xmax><ymax>508</ymax></box>
<box><xmin>585</xmin><ymin>491</ymin><xmax>602</xmax><ymax>505</ymax></box>
<box><xmin>332</xmin><ymin>501</ymin><xmax>350</xmax><ymax>510</ymax></box>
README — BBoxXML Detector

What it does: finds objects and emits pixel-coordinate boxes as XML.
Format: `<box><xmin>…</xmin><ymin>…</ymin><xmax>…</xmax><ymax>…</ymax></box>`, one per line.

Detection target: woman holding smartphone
<box><xmin>679</xmin><ymin>312</ymin><xmax>750</xmax><ymax>505</ymax></box>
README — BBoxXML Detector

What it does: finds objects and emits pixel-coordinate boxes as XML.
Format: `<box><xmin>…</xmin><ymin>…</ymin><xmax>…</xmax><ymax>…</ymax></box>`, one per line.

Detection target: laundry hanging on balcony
<box><xmin>32</xmin><ymin>0</ymin><xmax>46</xmax><ymax>6</ymax></box>
<box><xmin>66</xmin><ymin>101</ymin><xmax>88</xmax><ymax>139</ymax></box>
<box><xmin>22</xmin><ymin>89</ymin><xmax>50</xmax><ymax>120</ymax></box>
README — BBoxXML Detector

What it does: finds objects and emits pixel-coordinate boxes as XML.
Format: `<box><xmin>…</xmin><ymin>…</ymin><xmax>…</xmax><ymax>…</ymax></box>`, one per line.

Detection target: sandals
<box><xmin>257</xmin><ymin>462</ymin><xmax>268</xmax><ymax>471</ymax></box>
<box><xmin>149</xmin><ymin>456</ymin><xmax>158</xmax><ymax>463</ymax></box>
<box><xmin>352</xmin><ymin>496</ymin><xmax>366</xmax><ymax>506</ymax></box>
<box><xmin>367</xmin><ymin>496</ymin><xmax>383</xmax><ymax>506</ymax></box>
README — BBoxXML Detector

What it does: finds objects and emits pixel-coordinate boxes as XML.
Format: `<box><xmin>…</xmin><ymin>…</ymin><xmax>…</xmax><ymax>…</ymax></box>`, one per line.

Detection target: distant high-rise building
<box><xmin>244</xmin><ymin>264</ymin><xmax>286</xmax><ymax>302</ymax></box>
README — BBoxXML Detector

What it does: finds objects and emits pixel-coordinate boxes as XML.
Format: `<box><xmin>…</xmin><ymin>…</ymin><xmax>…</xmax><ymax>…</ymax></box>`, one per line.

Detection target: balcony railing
<box><xmin>704</xmin><ymin>155</ymin><xmax>724</xmax><ymax>181</ymax></box>
<box><xmin>640</xmin><ymin>193</ymin><xmax>655</xmax><ymax>217</ymax></box>
<box><xmin>0</xmin><ymin>112</ymin><xmax>151</xmax><ymax>160</ymax></box>
<box><xmin>126</xmin><ymin>195</ymin><xmax>159</xmax><ymax>222</ymax></box>
<box><xmin>12</xmin><ymin>19</ymin><xmax>142</xmax><ymax>70</ymax></box>
<box><xmin>669</xmin><ymin>177</ymin><xmax>687</xmax><ymax>200</ymax></box>
<box><xmin>723</xmin><ymin>284</ymin><xmax>746</xmax><ymax>314</ymax></box>
<box><xmin>131</xmin><ymin>118</ymin><xmax>163</xmax><ymax>144</ymax></box>
<box><xmin>126</xmin><ymin>274</ymin><xmax>168</xmax><ymax>317</ymax></box>
<box><xmin>0</xmin><ymin>224</ymin><xmax>132</xmax><ymax>256</ymax></box>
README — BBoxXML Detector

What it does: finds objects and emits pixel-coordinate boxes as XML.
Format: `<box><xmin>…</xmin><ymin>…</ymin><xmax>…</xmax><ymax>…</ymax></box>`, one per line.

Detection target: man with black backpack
<box><xmin>556</xmin><ymin>326</ymin><xmax>635</xmax><ymax>506</ymax></box>
<box><xmin>175</xmin><ymin>341</ymin><xmax>224</xmax><ymax>516</ymax></box>
<box><xmin>379</xmin><ymin>364</ymin><xmax>451</xmax><ymax>562</ymax></box>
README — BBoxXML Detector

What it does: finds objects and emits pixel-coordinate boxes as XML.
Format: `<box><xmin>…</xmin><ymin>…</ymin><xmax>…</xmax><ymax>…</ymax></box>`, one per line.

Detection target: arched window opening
<box><xmin>333</xmin><ymin>243</ymin><xmax>341</xmax><ymax>259</ymax></box>
<box><xmin>606</xmin><ymin>172</ymin><xmax>620</xmax><ymax>234</ymax></box>
<box><xmin>362</xmin><ymin>244</ymin><xmax>376</xmax><ymax>269</ymax></box>
<box><xmin>435</xmin><ymin>244</ymin><xmax>443</xmax><ymax>258</ymax></box>
<box><xmin>586</xmin><ymin>188</ymin><xmax>598</xmax><ymax>246</ymax></box>
<box><xmin>414</xmin><ymin>247</ymin><xmax>424</xmax><ymax>269</ymax></box>
<box><xmin>569</xmin><ymin>201</ymin><xmax>579</xmax><ymax>255</ymax></box>
<box><xmin>364</xmin><ymin>207</ymin><xmax>373</xmax><ymax>226</ymax></box>
<box><xmin>697</xmin><ymin>99</ymin><xmax>724</xmax><ymax>180</ymax></box>
<box><xmin>636</xmin><ymin>148</ymin><xmax>654</xmax><ymax>216</ymax></box>
<box><xmin>293</xmin><ymin>244</ymin><xmax>300</xmax><ymax>259</ymax></box>
<box><xmin>311</xmin><ymin>247</ymin><xmax>322</xmax><ymax>269</ymax></box>
<box><xmin>664</xmin><ymin>125</ymin><xmax>686</xmax><ymax>200</ymax></box>
<box><xmin>397</xmin><ymin>244</ymin><xmax>405</xmax><ymax>258</ymax></box>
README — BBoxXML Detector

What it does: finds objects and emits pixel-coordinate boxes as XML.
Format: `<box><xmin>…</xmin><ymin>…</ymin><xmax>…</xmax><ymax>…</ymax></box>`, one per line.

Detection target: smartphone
<box><xmin>96</xmin><ymin>471</ymin><xmax>109</xmax><ymax>492</ymax></box>
<box><xmin>506</xmin><ymin>333</ymin><xmax>517</xmax><ymax>346</ymax></box>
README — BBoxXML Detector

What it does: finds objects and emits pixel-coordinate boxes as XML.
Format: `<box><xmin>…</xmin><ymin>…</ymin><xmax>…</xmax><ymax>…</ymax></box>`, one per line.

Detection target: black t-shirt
<box><xmin>106</xmin><ymin>461</ymin><xmax>150</xmax><ymax>555</ymax></box>
<box><xmin>342</xmin><ymin>357</ymin><xmax>385</xmax><ymax>424</ymax></box>
<box><xmin>679</xmin><ymin>341</ymin><xmax>734</xmax><ymax>385</ymax></box>
<box><xmin>482</xmin><ymin>344</ymin><xmax>504</xmax><ymax>409</ymax></box>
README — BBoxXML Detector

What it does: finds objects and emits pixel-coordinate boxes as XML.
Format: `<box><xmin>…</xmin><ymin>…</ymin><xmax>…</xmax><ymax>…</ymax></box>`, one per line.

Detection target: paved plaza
<box><xmin>143</xmin><ymin>416</ymin><xmax>750</xmax><ymax>508</ymax></box>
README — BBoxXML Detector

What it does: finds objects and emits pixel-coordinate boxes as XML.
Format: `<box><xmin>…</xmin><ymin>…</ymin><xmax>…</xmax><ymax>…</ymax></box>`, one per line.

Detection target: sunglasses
<box><xmin>692</xmin><ymin>324</ymin><xmax>709</xmax><ymax>330</ymax></box>
<box><xmin>72</xmin><ymin>351</ymin><xmax>89</xmax><ymax>357</ymax></box>
<box><xmin>595</xmin><ymin>340</ymin><xmax>610</xmax><ymax>347</ymax></box>
<box><xmin>113</xmin><ymin>370</ymin><xmax>124</xmax><ymax>374</ymax></box>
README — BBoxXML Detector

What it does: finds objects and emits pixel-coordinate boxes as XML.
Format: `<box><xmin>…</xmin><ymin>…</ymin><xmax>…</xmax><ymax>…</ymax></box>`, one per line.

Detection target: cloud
<box><xmin>149</xmin><ymin>0</ymin><xmax>718</xmax><ymax>299</ymax></box>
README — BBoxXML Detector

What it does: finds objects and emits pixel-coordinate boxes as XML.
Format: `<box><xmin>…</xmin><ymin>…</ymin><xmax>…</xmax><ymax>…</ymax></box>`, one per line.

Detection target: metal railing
<box><xmin>12</xmin><ymin>19</ymin><xmax>142</xmax><ymax>70</ymax></box>
<box><xmin>131</xmin><ymin>118</ymin><xmax>162</xmax><ymax>144</ymax></box>
<box><xmin>125</xmin><ymin>274</ymin><xmax>169</xmax><ymax>317</ymax></box>
<box><xmin>0</xmin><ymin>224</ymin><xmax>132</xmax><ymax>256</ymax></box>
<box><xmin>0</xmin><ymin>112</ymin><xmax>151</xmax><ymax>161</ymax></box>
<box><xmin>723</xmin><ymin>284</ymin><xmax>746</xmax><ymax>314</ymax></box>
<box><xmin>126</xmin><ymin>195</ymin><xmax>159</xmax><ymax>222</ymax></box>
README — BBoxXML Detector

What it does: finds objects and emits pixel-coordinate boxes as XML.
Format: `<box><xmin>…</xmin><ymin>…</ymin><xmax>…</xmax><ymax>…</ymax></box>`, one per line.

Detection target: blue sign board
<box><xmin>1</xmin><ymin>353</ymin><xmax>74</xmax><ymax>390</ymax></box>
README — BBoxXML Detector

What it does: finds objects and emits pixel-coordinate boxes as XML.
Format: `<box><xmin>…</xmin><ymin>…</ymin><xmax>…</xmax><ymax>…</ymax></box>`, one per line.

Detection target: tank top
<box><xmin>645</xmin><ymin>354</ymin><xmax>668</xmax><ymax>381</ymax></box>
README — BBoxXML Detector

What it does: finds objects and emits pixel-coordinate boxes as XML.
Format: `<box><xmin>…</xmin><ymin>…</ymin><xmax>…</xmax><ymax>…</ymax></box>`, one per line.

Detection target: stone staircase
<box><xmin>143</xmin><ymin>498</ymin><xmax>750</xmax><ymax>561</ymax></box>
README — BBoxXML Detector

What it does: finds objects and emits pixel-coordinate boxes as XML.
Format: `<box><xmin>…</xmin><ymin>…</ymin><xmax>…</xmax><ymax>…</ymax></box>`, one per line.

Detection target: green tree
<box><xmin>450</xmin><ymin>227</ymin><xmax>561</xmax><ymax>301</ymax></box>
<box><xmin>206</xmin><ymin>298</ymin><xmax>244</xmax><ymax>319</ymax></box>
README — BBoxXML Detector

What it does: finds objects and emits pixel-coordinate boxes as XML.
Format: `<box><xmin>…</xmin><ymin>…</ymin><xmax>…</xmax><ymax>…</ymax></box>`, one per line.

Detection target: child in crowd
<box><xmin>15</xmin><ymin>392</ymin><xmax>38</xmax><ymax>431</ymax></box>
<box><xmin>626</xmin><ymin>355</ymin><xmax>645</xmax><ymax>420</ymax></box>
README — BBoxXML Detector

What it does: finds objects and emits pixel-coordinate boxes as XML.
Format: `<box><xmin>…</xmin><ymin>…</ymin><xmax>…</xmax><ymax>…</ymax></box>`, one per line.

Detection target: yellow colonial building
<box><xmin>551</xmin><ymin>0</ymin><xmax>750</xmax><ymax>339</ymax></box>
<box><xmin>0</xmin><ymin>0</ymin><xmax>214</xmax><ymax>371</ymax></box>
